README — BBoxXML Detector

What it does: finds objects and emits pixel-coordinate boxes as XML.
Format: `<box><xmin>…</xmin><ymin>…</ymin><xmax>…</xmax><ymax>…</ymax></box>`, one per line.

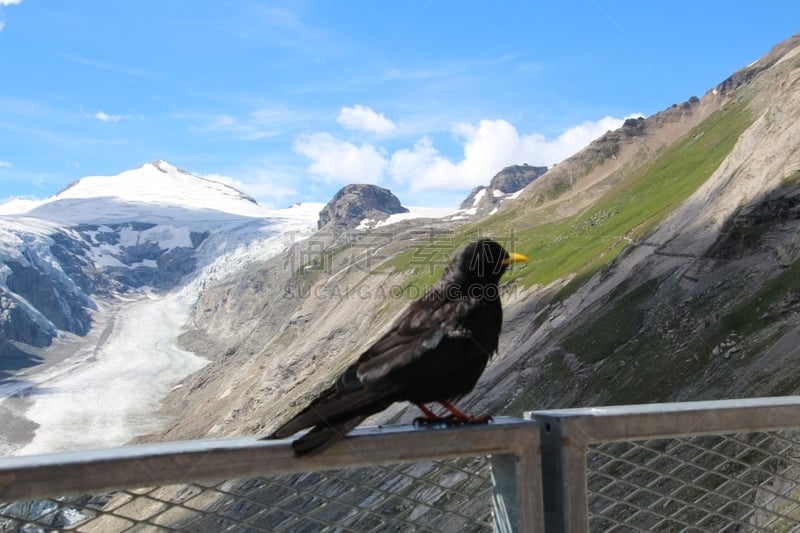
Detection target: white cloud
<box><xmin>0</xmin><ymin>160</ymin><xmax>11</xmax><ymax>168</ymax></box>
<box><xmin>389</xmin><ymin>136</ymin><xmax>458</xmax><ymax>189</ymax></box>
<box><xmin>93</xmin><ymin>111</ymin><xmax>123</xmax><ymax>123</ymax></box>
<box><xmin>294</xmin><ymin>132</ymin><xmax>386</xmax><ymax>184</ymax></box>
<box><xmin>0</xmin><ymin>1</ymin><xmax>23</xmax><ymax>6</ymax></box>
<box><xmin>294</xmin><ymin>114</ymin><xmax>638</xmax><ymax>193</ymax></box>
<box><xmin>337</xmin><ymin>105</ymin><xmax>397</xmax><ymax>134</ymax></box>
<box><xmin>389</xmin><ymin>115</ymin><xmax>637</xmax><ymax>191</ymax></box>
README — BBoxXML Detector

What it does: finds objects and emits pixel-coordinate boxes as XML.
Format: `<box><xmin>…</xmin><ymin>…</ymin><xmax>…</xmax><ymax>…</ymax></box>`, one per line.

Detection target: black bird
<box><xmin>266</xmin><ymin>239</ymin><xmax>528</xmax><ymax>455</ymax></box>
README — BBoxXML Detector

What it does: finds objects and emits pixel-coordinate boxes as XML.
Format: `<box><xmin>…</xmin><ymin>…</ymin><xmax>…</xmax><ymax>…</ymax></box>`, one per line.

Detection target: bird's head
<box><xmin>446</xmin><ymin>239</ymin><xmax>529</xmax><ymax>287</ymax></box>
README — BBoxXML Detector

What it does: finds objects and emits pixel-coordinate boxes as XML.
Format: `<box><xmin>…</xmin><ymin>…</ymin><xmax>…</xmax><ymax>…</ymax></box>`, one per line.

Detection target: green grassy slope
<box><xmin>375</xmin><ymin>100</ymin><xmax>753</xmax><ymax>295</ymax></box>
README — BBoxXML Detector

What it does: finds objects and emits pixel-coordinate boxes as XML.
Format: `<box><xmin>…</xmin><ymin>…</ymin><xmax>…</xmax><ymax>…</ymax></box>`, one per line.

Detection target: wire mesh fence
<box><xmin>10</xmin><ymin>400</ymin><xmax>800</xmax><ymax>532</ymax></box>
<box><xmin>587</xmin><ymin>430</ymin><xmax>800</xmax><ymax>531</ymax></box>
<box><xmin>1</xmin><ymin>457</ymin><xmax>493</xmax><ymax>532</ymax></box>
<box><xmin>534</xmin><ymin>397</ymin><xmax>800</xmax><ymax>532</ymax></box>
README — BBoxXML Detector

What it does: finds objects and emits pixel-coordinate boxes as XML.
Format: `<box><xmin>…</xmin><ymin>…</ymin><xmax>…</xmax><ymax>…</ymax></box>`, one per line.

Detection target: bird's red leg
<box><xmin>413</xmin><ymin>402</ymin><xmax>492</xmax><ymax>426</ymax></box>
<box><xmin>415</xmin><ymin>403</ymin><xmax>440</xmax><ymax>420</ymax></box>
<box><xmin>413</xmin><ymin>403</ymin><xmax>454</xmax><ymax>426</ymax></box>
<box><xmin>438</xmin><ymin>401</ymin><xmax>492</xmax><ymax>424</ymax></box>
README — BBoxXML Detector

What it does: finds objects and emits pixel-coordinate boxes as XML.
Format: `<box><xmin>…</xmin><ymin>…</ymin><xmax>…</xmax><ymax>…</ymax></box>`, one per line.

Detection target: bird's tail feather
<box><xmin>269</xmin><ymin>385</ymin><xmax>398</xmax><ymax>439</ymax></box>
<box><xmin>291</xmin><ymin>416</ymin><xmax>366</xmax><ymax>456</ymax></box>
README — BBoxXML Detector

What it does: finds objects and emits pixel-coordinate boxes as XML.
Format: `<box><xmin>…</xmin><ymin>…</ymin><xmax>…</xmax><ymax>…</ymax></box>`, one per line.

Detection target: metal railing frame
<box><xmin>529</xmin><ymin>396</ymin><xmax>800</xmax><ymax>532</ymax></box>
<box><xmin>0</xmin><ymin>417</ymin><xmax>543</xmax><ymax>532</ymax></box>
<box><xmin>4</xmin><ymin>397</ymin><xmax>800</xmax><ymax>531</ymax></box>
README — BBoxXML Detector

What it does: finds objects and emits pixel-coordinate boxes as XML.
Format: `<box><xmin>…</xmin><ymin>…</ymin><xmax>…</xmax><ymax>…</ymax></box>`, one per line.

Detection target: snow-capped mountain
<box><xmin>0</xmin><ymin>160</ymin><xmax>320</xmax><ymax>354</ymax></box>
<box><xmin>0</xmin><ymin>162</ymin><xmax>321</xmax><ymax>454</ymax></box>
<box><xmin>13</xmin><ymin>160</ymin><xmax>269</xmax><ymax>224</ymax></box>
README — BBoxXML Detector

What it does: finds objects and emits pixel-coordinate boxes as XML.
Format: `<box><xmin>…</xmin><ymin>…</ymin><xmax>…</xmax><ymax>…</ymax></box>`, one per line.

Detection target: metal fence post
<box><xmin>533</xmin><ymin>414</ymin><xmax>589</xmax><ymax>533</ymax></box>
<box><xmin>490</xmin><ymin>428</ymin><xmax>542</xmax><ymax>533</ymax></box>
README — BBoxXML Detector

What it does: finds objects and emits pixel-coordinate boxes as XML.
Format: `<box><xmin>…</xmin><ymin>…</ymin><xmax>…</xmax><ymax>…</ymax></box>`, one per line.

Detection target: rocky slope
<box><xmin>152</xmin><ymin>33</ymin><xmax>800</xmax><ymax>444</ymax></box>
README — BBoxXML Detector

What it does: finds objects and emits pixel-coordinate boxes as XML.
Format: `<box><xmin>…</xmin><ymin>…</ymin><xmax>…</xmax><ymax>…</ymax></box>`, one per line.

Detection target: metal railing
<box><xmin>532</xmin><ymin>396</ymin><xmax>800</xmax><ymax>532</ymax></box>
<box><xmin>3</xmin><ymin>397</ymin><xmax>800</xmax><ymax>531</ymax></box>
<box><xmin>0</xmin><ymin>417</ymin><xmax>542</xmax><ymax>532</ymax></box>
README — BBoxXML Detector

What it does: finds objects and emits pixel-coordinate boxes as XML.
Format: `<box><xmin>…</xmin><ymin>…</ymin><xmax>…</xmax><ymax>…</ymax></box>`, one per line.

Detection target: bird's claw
<box><xmin>413</xmin><ymin>416</ymin><xmax>447</xmax><ymax>427</ymax></box>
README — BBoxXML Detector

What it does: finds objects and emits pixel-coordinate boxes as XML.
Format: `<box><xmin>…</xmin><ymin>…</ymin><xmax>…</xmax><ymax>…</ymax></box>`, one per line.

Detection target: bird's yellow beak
<box><xmin>502</xmin><ymin>252</ymin><xmax>529</xmax><ymax>266</ymax></box>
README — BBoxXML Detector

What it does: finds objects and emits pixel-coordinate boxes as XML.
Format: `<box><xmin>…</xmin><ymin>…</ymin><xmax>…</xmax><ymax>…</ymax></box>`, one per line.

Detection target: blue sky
<box><xmin>0</xmin><ymin>2</ymin><xmax>797</xmax><ymax>209</ymax></box>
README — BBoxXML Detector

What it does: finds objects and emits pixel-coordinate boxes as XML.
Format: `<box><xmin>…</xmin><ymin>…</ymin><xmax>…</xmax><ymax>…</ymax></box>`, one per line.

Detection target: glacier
<box><xmin>0</xmin><ymin>161</ymin><xmax>322</xmax><ymax>455</ymax></box>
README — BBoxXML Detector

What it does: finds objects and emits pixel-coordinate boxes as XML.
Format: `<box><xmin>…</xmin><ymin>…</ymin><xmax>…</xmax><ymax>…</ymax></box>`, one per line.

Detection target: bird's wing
<box><xmin>354</xmin><ymin>296</ymin><xmax>493</xmax><ymax>388</ymax></box>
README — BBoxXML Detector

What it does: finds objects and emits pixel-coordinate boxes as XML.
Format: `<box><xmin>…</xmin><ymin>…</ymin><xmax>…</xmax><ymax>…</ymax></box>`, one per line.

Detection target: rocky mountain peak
<box><xmin>317</xmin><ymin>184</ymin><xmax>409</xmax><ymax>231</ymax></box>
<box><xmin>490</xmin><ymin>164</ymin><xmax>548</xmax><ymax>193</ymax></box>
<box><xmin>460</xmin><ymin>164</ymin><xmax>548</xmax><ymax>215</ymax></box>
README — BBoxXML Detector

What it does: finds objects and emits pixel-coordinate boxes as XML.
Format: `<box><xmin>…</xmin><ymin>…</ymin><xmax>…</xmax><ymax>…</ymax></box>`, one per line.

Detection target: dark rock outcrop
<box><xmin>460</xmin><ymin>164</ymin><xmax>547</xmax><ymax>215</ymax></box>
<box><xmin>489</xmin><ymin>164</ymin><xmax>548</xmax><ymax>193</ymax></box>
<box><xmin>0</xmin><ymin>286</ymin><xmax>55</xmax><ymax>347</ymax></box>
<box><xmin>5</xmin><ymin>259</ymin><xmax>93</xmax><ymax>337</ymax></box>
<box><xmin>317</xmin><ymin>184</ymin><xmax>408</xmax><ymax>231</ymax></box>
